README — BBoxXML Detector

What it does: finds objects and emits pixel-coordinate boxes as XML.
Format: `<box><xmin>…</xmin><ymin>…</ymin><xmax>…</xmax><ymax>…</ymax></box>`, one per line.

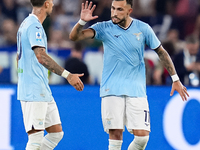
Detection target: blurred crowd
<box><xmin>0</xmin><ymin>0</ymin><xmax>200</xmax><ymax>86</ymax></box>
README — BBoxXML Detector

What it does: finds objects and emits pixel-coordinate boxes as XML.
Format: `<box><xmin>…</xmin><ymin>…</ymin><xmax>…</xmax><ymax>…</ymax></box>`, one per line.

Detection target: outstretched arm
<box><xmin>69</xmin><ymin>1</ymin><xmax>98</xmax><ymax>41</ymax></box>
<box><xmin>33</xmin><ymin>47</ymin><xmax>84</xmax><ymax>91</ymax></box>
<box><xmin>155</xmin><ymin>46</ymin><xmax>189</xmax><ymax>101</ymax></box>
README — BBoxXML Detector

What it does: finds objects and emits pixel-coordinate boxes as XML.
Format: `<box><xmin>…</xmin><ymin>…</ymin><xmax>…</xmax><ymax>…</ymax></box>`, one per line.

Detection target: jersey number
<box><xmin>144</xmin><ymin>110</ymin><xmax>150</xmax><ymax>123</ymax></box>
<box><xmin>17</xmin><ymin>32</ymin><xmax>22</xmax><ymax>60</ymax></box>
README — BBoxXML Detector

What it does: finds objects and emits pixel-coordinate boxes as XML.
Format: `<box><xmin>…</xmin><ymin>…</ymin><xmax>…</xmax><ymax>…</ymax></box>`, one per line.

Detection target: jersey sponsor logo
<box><xmin>106</xmin><ymin>118</ymin><xmax>112</xmax><ymax>125</ymax></box>
<box><xmin>133</xmin><ymin>32</ymin><xmax>142</xmax><ymax>41</ymax></box>
<box><xmin>17</xmin><ymin>68</ymin><xmax>23</xmax><ymax>73</ymax></box>
<box><xmin>36</xmin><ymin>26</ymin><xmax>41</xmax><ymax>29</ymax></box>
<box><xmin>114</xmin><ymin>34</ymin><xmax>121</xmax><ymax>38</ymax></box>
<box><xmin>105</xmin><ymin>89</ymin><xmax>109</xmax><ymax>92</ymax></box>
<box><xmin>40</xmin><ymin>93</ymin><xmax>45</xmax><ymax>97</ymax></box>
<box><xmin>36</xmin><ymin>32</ymin><xmax>42</xmax><ymax>41</ymax></box>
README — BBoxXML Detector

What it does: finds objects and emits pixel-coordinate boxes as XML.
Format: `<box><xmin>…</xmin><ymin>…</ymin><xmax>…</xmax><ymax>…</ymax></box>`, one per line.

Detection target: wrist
<box><xmin>61</xmin><ymin>70</ymin><xmax>70</xmax><ymax>78</ymax></box>
<box><xmin>171</xmin><ymin>74</ymin><xmax>179</xmax><ymax>82</ymax></box>
<box><xmin>78</xmin><ymin>19</ymin><xmax>87</xmax><ymax>26</ymax></box>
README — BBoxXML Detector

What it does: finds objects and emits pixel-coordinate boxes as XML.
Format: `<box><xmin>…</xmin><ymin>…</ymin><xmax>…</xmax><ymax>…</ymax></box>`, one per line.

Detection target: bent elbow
<box><xmin>69</xmin><ymin>34</ymin><xmax>77</xmax><ymax>41</ymax></box>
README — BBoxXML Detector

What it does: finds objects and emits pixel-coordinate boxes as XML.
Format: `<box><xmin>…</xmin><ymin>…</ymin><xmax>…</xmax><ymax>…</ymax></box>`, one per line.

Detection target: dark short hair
<box><xmin>185</xmin><ymin>35</ymin><xmax>199</xmax><ymax>44</ymax></box>
<box><xmin>73</xmin><ymin>42</ymin><xmax>83</xmax><ymax>52</ymax></box>
<box><xmin>30</xmin><ymin>0</ymin><xmax>46</xmax><ymax>7</ymax></box>
<box><xmin>113</xmin><ymin>0</ymin><xmax>133</xmax><ymax>7</ymax></box>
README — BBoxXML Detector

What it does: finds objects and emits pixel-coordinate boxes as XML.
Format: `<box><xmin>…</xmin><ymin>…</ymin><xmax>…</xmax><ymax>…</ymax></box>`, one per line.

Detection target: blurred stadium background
<box><xmin>0</xmin><ymin>0</ymin><xmax>200</xmax><ymax>149</ymax></box>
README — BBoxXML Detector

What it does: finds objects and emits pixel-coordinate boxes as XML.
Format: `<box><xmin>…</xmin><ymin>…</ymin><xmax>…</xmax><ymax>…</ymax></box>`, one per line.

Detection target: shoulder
<box><xmin>133</xmin><ymin>19</ymin><xmax>151</xmax><ymax>31</ymax></box>
<box><xmin>29</xmin><ymin>22</ymin><xmax>43</xmax><ymax>30</ymax></box>
<box><xmin>91</xmin><ymin>20</ymin><xmax>114</xmax><ymax>29</ymax></box>
<box><xmin>24</xmin><ymin>16</ymin><xmax>43</xmax><ymax>30</ymax></box>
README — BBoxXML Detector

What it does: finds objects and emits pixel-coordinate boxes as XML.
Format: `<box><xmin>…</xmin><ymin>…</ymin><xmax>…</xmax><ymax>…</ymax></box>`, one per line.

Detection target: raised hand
<box><xmin>67</xmin><ymin>73</ymin><xmax>84</xmax><ymax>91</ymax></box>
<box><xmin>81</xmin><ymin>1</ymin><xmax>98</xmax><ymax>22</ymax></box>
<box><xmin>170</xmin><ymin>81</ymin><xmax>189</xmax><ymax>101</ymax></box>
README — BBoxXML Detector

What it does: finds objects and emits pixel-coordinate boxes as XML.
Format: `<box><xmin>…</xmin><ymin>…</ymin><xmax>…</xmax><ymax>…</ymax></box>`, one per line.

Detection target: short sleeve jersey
<box><xmin>17</xmin><ymin>14</ymin><xmax>53</xmax><ymax>102</ymax></box>
<box><xmin>90</xmin><ymin>19</ymin><xmax>161</xmax><ymax>97</ymax></box>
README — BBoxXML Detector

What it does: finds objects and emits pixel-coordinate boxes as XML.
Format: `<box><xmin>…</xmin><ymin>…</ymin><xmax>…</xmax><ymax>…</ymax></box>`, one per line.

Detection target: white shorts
<box><xmin>101</xmin><ymin>96</ymin><xmax>150</xmax><ymax>134</ymax></box>
<box><xmin>20</xmin><ymin>99</ymin><xmax>61</xmax><ymax>133</ymax></box>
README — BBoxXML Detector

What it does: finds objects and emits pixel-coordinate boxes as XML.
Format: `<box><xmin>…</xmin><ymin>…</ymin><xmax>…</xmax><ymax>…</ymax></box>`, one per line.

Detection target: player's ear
<box><xmin>44</xmin><ymin>1</ymin><xmax>50</xmax><ymax>8</ymax></box>
<box><xmin>128</xmin><ymin>8</ymin><xmax>133</xmax><ymax>15</ymax></box>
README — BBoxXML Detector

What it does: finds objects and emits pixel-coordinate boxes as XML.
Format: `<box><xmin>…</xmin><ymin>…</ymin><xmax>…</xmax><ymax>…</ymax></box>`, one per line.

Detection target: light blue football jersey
<box><xmin>17</xmin><ymin>14</ymin><xmax>53</xmax><ymax>102</ymax></box>
<box><xmin>90</xmin><ymin>19</ymin><xmax>161</xmax><ymax>98</ymax></box>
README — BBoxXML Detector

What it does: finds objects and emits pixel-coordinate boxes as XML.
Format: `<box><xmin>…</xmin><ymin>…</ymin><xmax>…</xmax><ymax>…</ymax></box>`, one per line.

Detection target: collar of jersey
<box><xmin>29</xmin><ymin>14</ymin><xmax>40</xmax><ymax>22</ymax></box>
<box><xmin>117</xmin><ymin>18</ymin><xmax>133</xmax><ymax>30</ymax></box>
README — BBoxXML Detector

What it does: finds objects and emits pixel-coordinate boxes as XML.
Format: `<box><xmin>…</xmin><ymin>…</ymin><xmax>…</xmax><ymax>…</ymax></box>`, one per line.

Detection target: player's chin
<box><xmin>46</xmin><ymin>11</ymin><xmax>52</xmax><ymax>17</ymax></box>
<box><xmin>111</xmin><ymin>20</ymin><xmax>119</xmax><ymax>24</ymax></box>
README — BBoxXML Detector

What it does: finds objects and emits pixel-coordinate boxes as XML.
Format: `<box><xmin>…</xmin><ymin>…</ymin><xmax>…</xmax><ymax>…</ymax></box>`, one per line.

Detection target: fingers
<box><xmin>88</xmin><ymin>1</ymin><xmax>93</xmax><ymax>10</ymax></box>
<box><xmin>182</xmin><ymin>86</ymin><xmax>189</xmax><ymax>101</ymax></box>
<box><xmin>84</xmin><ymin>1</ymin><xmax>89</xmax><ymax>9</ymax></box>
<box><xmin>81</xmin><ymin>2</ymin><xmax>84</xmax><ymax>10</ymax></box>
<box><xmin>83</xmin><ymin>1</ymin><xmax>94</xmax><ymax>10</ymax></box>
<box><xmin>72</xmin><ymin>75</ymin><xmax>84</xmax><ymax>91</ymax></box>
<box><xmin>78</xmin><ymin>73</ymin><xmax>84</xmax><ymax>77</ymax></box>
<box><xmin>92</xmin><ymin>15</ymin><xmax>99</xmax><ymax>20</ymax></box>
<box><xmin>74</xmin><ymin>80</ymin><xmax>84</xmax><ymax>91</ymax></box>
<box><xmin>180</xmin><ymin>91</ymin><xmax>187</xmax><ymax>101</ymax></box>
<box><xmin>184</xmin><ymin>86</ymin><xmax>189</xmax><ymax>97</ymax></box>
<box><xmin>170</xmin><ymin>89</ymin><xmax>174</xmax><ymax>96</ymax></box>
<box><xmin>91</xmin><ymin>4</ymin><xmax>96</xmax><ymax>12</ymax></box>
<box><xmin>178</xmin><ymin>86</ymin><xmax>189</xmax><ymax>101</ymax></box>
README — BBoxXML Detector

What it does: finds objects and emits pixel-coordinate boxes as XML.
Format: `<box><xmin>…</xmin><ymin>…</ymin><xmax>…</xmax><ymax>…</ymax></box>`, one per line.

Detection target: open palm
<box><xmin>80</xmin><ymin>1</ymin><xmax>98</xmax><ymax>22</ymax></box>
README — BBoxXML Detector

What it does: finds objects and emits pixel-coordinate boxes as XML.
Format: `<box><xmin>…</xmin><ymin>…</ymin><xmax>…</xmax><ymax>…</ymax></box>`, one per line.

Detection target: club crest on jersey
<box><xmin>133</xmin><ymin>32</ymin><xmax>142</xmax><ymax>41</ymax></box>
<box><xmin>36</xmin><ymin>32</ymin><xmax>42</xmax><ymax>41</ymax></box>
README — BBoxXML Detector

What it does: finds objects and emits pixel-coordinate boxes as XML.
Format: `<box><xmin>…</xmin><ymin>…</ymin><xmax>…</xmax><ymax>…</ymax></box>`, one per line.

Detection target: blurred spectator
<box><xmin>64</xmin><ymin>42</ymin><xmax>91</xmax><ymax>84</ymax></box>
<box><xmin>175</xmin><ymin>0</ymin><xmax>199</xmax><ymax>38</ymax></box>
<box><xmin>156</xmin><ymin>0</ymin><xmax>178</xmax><ymax>15</ymax></box>
<box><xmin>193</xmin><ymin>4</ymin><xmax>200</xmax><ymax>39</ymax></box>
<box><xmin>48</xmin><ymin>29</ymin><xmax>73</xmax><ymax>50</ymax></box>
<box><xmin>132</xmin><ymin>0</ymin><xmax>156</xmax><ymax>18</ymax></box>
<box><xmin>0</xmin><ymin>66</ymin><xmax>3</xmax><ymax>74</ymax></box>
<box><xmin>0</xmin><ymin>6</ymin><xmax>6</xmax><ymax>28</ymax></box>
<box><xmin>84</xmin><ymin>45</ymin><xmax>103</xmax><ymax>85</ymax></box>
<box><xmin>0</xmin><ymin>19</ymin><xmax>17</xmax><ymax>47</ymax></box>
<box><xmin>166</xmin><ymin>29</ymin><xmax>185</xmax><ymax>54</ymax></box>
<box><xmin>0</xmin><ymin>0</ymin><xmax>18</xmax><ymax>22</ymax></box>
<box><xmin>144</xmin><ymin>49</ymin><xmax>159</xmax><ymax>85</ymax></box>
<box><xmin>16</xmin><ymin>0</ymin><xmax>32</xmax><ymax>24</ymax></box>
<box><xmin>137</xmin><ymin>0</ymin><xmax>180</xmax><ymax>41</ymax></box>
<box><xmin>174</xmin><ymin>35</ymin><xmax>200</xmax><ymax>86</ymax></box>
<box><xmin>61</xmin><ymin>0</ymin><xmax>82</xmax><ymax>16</ymax></box>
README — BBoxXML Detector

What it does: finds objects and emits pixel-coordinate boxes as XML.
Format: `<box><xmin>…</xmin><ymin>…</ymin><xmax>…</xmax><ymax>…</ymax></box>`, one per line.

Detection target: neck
<box><xmin>71</xmin><ymin>51</ymin><xmax>82</xmax><ymax>59</ymax></box>
<box><xmin>32</xmin><ymin>8</ymin><xmax>47</xmax><ymax>24</ymax></box>
<box><xmin>118</xmin><ymin>16</ymin><xmax>132</xmax><ymax>28</ymax></box>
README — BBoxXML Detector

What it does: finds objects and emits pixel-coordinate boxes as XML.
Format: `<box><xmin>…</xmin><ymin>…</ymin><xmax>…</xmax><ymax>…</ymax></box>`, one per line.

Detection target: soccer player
<box><xmin>69</xmin><ymin>0</ymin><xmax>189</xmax><ymax>150</ymax></box>
<box><xmin>17</xmin><ymin>0</ymin><xmax>84</xmax><ymax>149</ymax></box>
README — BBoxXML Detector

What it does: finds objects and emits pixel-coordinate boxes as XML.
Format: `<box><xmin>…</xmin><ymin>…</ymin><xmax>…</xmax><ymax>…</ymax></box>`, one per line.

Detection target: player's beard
<box><xmin>111</xmin><ymin>16</ymin><xmax>126</xmax><ymax>26</ymax></box>
<box><xmin>46</xmin><ymin>13</ymin><xmax>50</xmax><ymax>17</ymax></box>
<box><xmin>46</xmin><ymin>9</ymin><xmax>53</xmax><ymax>17</ymax></box>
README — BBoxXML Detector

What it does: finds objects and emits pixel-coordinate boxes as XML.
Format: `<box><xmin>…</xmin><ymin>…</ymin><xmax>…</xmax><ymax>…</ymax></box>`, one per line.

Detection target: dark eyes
<box><xmin>111</xmin><ymin>7</ymin><xmax>123</xmax><ymax>11</ymax></box>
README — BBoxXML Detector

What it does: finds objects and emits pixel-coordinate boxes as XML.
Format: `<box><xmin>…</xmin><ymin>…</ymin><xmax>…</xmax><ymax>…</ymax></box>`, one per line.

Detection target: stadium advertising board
<box><xmin>0</xmin><ymin>85</ymin><xmax>199</xmax><ymax>150</ymax></box>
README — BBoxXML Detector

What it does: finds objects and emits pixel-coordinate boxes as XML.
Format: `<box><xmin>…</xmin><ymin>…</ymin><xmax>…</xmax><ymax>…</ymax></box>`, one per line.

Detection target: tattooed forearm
<box><xmin>69</xmin><ymin>23</ymin><xmax>84</xmax><ymax>41</ymax></box>
<box><xmin>41</xmin><ymin>55</ymin><xmax>64</xmax><ymax>75</ymax></box>
<box><xmin>34</xmin><ymin>47</ymin><xmax>64</xmax><ymax>76</ymax></box>
<box><xmin>155</xmin><ymin>46</ymin><xmax>176</xmax><ymax>76</ymax></box>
